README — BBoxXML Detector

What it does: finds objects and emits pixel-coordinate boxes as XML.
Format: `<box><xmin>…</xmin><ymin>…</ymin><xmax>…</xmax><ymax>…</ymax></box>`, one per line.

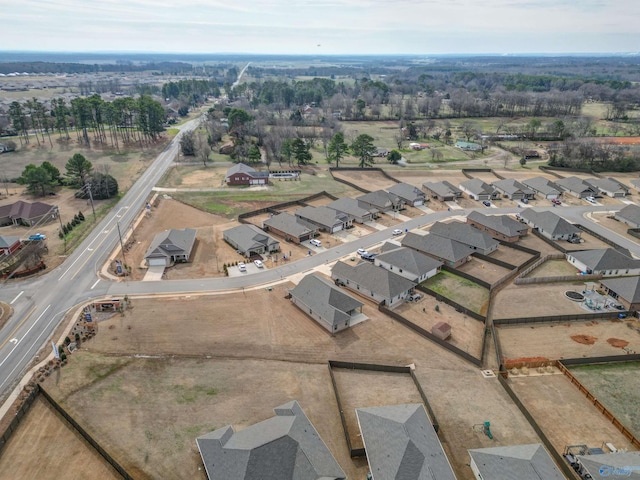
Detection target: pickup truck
<box><xmin>27</xmin><ymin>233</ymin><xmax>46</xmax><ymax>241</ymax></box>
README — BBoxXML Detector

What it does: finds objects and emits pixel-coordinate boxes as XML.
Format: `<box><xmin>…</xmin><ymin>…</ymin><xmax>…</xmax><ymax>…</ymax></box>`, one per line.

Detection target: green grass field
<box><xmin>422</xmin><ymin>270</ymin><xmax>490</xmax><ymax>315</ymax></box>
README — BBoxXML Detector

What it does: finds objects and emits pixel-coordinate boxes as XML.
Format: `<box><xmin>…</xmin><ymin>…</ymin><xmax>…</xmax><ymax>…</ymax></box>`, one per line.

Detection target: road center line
<box><xmin>0</xmin><ymin>305</ymin><xmax>50</xmax><ymax>370</ymax></box>
<box><xmin>10</xmin><ymin>291</ymin><xmax>24</xmax><ymax>305</ymax></box>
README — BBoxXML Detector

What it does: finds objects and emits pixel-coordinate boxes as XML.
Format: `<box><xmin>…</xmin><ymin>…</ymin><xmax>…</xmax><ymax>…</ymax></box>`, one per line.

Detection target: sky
<box><xmin>1</xmin><ymin>0</ymin><xmax>639</xmax><ymax>55</ymax></box>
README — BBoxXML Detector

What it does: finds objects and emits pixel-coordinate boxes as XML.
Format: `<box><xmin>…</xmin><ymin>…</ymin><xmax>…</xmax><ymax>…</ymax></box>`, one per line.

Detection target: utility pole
<box><xmin>117</xmin><ymin>221</ymin><xmax>126</xmax><ymax>264</ymax></box>
<box><xmin>58</xmin><ymin>213</ymin><xmax>66</xmax><ymax>253</ymax></box>
<box><xmin>84</xmin><ymin>183</ymin><xmax>96</xmax><ymax>222</ymax></box>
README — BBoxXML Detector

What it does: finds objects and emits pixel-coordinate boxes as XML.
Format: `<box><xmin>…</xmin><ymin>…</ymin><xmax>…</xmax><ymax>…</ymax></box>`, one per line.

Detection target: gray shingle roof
<box><xmin>468</xmin><ymin>443</ymin><xmax>565</xmax><ymax>480</ymax></box>
<box><xmin>196</xmin><ymin>400</ymin><xmax>346</xmax><ymax>480</ymax></box>
<box><xmin>616</xmin><ymin>204</ymin><xmax>640</xmax><ymax>225</ymax></box>
<box><xmin>357</xmin><ymin>190</ymin><xmax>402</xmax><ymax>210</ymax></box>
<box><xmin>401</xmin><ymin>232</ymin><xmax>473</xmax><ymax>264</ymax></box>
<box><xmin>331</xmin><ymin>261</ymin><xmax>416</xmax><ymax>299</ymax></box>
<box><xmin>430</xmin><ymin>221</ymin><xmax>499</xmax><ymax>251</ymax></box>
<box><xmin>296</xmin><ymin>206</ymin><xmax>351</xmax><ymax>229</ymax></box>
<box><xmin>327</xmin><ymin>197</ymin><xmax>374</xmax><ymax>218</ymax></box>
<box><xmin>519</xmin><ymin>209</ymin><xmax>581</xmax><ymax>236</ymax></box>
<box><xmin>0</xmin><ymin>200</ymin><xmax>57</xmax><ymax>221</ymax></box>
<box><xmin>375</xmin><ymin>247</ymin><xmax>442</xmax><ymax>279</ymax></box>
<box><xmin>467</xmin><ymin>211</ymin><xmax>528</xmax><ymax>238</ymax></box>
<box><xmin>422</xmin><ymin>181</ymin><xmax>462</xmax><ymax>198</ymax></box>
<box><xmin>492</xmin><ymin>178</ymin><xmax>535</xmax><ymax>196</ymax></box>
<box><xmin>569</xmin><ymin>248</ymin><xmax>640</xmax><ymax>271</ymax></box>
<box><xmin>144</xmin><ymin>228</ymin><xmax>197</xmax><ymax>260</ymax></box>
<box><xmin>290</xmin><ymin>273</ymin><xmax>363</xmax><ymax>327</ymax></box>
<box><xmin>387</xmin><ymin>183</ymin><xmax>426</xmax><ymax>203</ymax></box>
<box><xmin>460</xmin><ymin>178</ymin><xmax>496</xmax><ymax>196</ymax></box>
<box><xmin>223</xmin><ymin>224</ymin><xmax>280</xmax><ymax>253</ymax></box>
<box><xmin>575</xmin><ymin>451</ymin><xmax>640</xmax><ymax>479</ymax></box>
<box><xmin>357</xmin><ymin>404</ymin><xmax>456</xmax><ymax>480</ymax></box>
<box><xmin>263</xmin><ymin>212</ymin><xmax>315</xmax><ymax>238</ymax></box>
<box><xmin>521</xmin><ymin>176</ymin><xmax>562</xmax><ymax>196</ymax></box>
<box><xmin>556</xmin><ymin>176</ymin><xmax>598</xmax><ymax>195</ymax></box>
<box><xmin>0</xmin><ymin>235</ymin><xmax>20</xmax><ymax>249</ymax></box>
<box><xmin>225</xmin><ymin>162</ymin><xmax>269</xmax><ymax>180</ymax></box>
<box><xmin>585</xmin><ymin>177</ymin><xmax>629</xmax><ymax>195</ymax></box>
<box><xmin>601</xmin><ymin>276</ymin><xmax>640</xmax><ymax>303</ymax></box>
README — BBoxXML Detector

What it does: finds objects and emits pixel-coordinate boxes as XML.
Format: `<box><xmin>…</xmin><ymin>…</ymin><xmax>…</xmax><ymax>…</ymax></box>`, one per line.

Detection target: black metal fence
<box><xmin>531</xmin><ymin>229</ymin><xmax>568</xmax><ymax>253</ymax></box>
<box><xmin>0</xmin><ymin>386</ymin><xmax>39</xmax><ymax>454</ymax></box>
<box><xmin>473</xmin><ymin>252</ymin><xmax>517</xmax><ymax>271</ymax></box>
<box><xmin>237</xmin><ymin>190</ymin><xmax>338</xmax><ymax>223</ymax></box>
<box><xmin>442</xmin><ymin>264</ymin><xmax>492</xmax><ymax>290</ymax></box>
<box><xmin>494</xmin><ymin>311</ymin><xmax>624</xmax><ymax>326</ymax></box>
<box><xmin>416</xmin><ymin>284</ymin><xmax>487</xmax><ymax>322</ymax></box>
<box><xmin>577</xmin><ymin>224</ymin><xmax>631</xmax><ymax>253</ymax></box>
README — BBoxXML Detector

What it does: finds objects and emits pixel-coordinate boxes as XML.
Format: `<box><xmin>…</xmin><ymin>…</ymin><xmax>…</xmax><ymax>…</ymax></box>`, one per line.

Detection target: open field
<box><xmin>497</xmin><ymin>318</ymin><xmax>640</xmax><ymax>361</ymax></box>
<box><xmin>456</xmin><ymin>256</ymin><xmax>512</xmax><ymax>285</ymax></box>
<box><xmin>492</xmin><ymin>281</ymin><xmax>591</xmax><ymax>319</ymax></box>
<box><xmin>0</xmin><ymin>396</ymin><xmax>121</xmax><ymax>480</ymax></box>
<box><xmin>423</xmin><ymin>270</ymin><xmax>490</xmax><ymax>315</ymax></box>
<box><xmin>526</xmin><ymin>258</ymin><xmax>578</xmax><ymax>278</ymax></box>
<box><xmin>570</xmin><ymin>362</ymin><xmax>640</xmax><ymax>437</ymax></box>
<box><xmin>331</xmin><ymin>169</ymin><xmax>396</xmax><ymax>192</ymax></box>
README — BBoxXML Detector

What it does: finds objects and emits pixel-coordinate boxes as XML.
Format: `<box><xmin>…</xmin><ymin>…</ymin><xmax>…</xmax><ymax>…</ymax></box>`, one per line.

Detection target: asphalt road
<box><xmin>0</xmin><ymin>128</ymin><xmax>635</xmax><ymax>402</ymax></box>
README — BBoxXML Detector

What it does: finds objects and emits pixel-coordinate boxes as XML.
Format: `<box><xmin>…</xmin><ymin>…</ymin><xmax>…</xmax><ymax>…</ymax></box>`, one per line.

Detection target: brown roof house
<box><xmin>0</xmin><ymin>201</ymin><xmax>59</xmax><ymax>227</ymax></box>
<box><xmin>225</xmin><ymin>163</ymin><xmax>269</xmax><ymax>186</ymax></box>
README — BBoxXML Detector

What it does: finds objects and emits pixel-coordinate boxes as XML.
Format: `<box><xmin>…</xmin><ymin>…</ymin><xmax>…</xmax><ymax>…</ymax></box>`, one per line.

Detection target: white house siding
<box><xmin>291</xmin><ymin>297</ymin><xmax>348</xmax><ymax>333</ymax></box>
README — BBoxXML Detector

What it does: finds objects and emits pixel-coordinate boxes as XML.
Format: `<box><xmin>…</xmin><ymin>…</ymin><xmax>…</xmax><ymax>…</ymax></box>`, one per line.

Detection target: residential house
<box><xmin>519</xmin><ymin>209</ymin><xmax>581</xmax><ymax>241</ymax></box>
<box><xmin>600</xmin><ymin>276</ymin><xmax>640</xmax><ymax>311</ymax></box>
<box><xmin>223</xmin><ymin>224</ymin><xmax>280</xmax><ymax>257</ymax></box>
<box><xmin>295</xmin><ymin>206</ymin><xmax>352</xmax><ymax>233</ymax></box>
<box><xmin>357</xmin><ymin>190</ymin><xmax>404</xmax><ymax>213</ymax></box>
<box><xmin>468</xmin><ymin>444</ymin><xmax>565</xmax><ymax>480</ymax></box>
<box><xmin>430</xmin><ymin>221</ymin><xmax>500</xmax><ymax>255</ymax></box>
<box><xmin>196</xmin><ymin>400</ymin><xmax>346</xmax><ymax>480</ymax></box>
<box><xmin>631</xmin><ymin>178</ymin><xmax>640</xmax><ymax>193</ymax></box>
<box><xmin>574</xmin><ymin>451</ymin><xmax>640</xmax><ymax>479</ymax></box>
<box><xmin>615</xmin><ymin>203</ymin><xmax>640</xmax><ymax>228</ymax></box>
<box><xmin>263</xmin><ymin>212</ymin><xmax>316</xmax><ymax>244</ymax></box>
<box><xmin>331</xmin><ymin>261</ymin><xmax>415</xmax><ymax>308</ymax></box>
<box><xmin>289</xmin><ymin>273</ymin><xmax>364</xmax><ymax>333</ymax></box>
<box><xmin>466</xmin><ymin>211</ymin><xmax>528</xmax><ymax>243</ymax></box>
<box><xmin>555</xmin><ymin>176</ymin><xmax>598</xmax><ymax>198</ymax></box>
<box><xmin>422</xmin><ymin>181</ymin><xmax>462</xmax><ymax>202</ymax></box>
<box><xmin>387</xmin><ymin>183</ymin><xmax>427</xmax><ymax>206</ymax></box>
<box><xmin>374</xmin><ymin>246</ymin><xmax>442</xmax><ymax>282</ymax></box>
<box><xmin>0</xmin><ymin>235</ymin><xmax>21</xmax><ymax>256</ymax></box>
<box><xmin>375</xmin><ymin>147</ymin><xmax>389</xmax><ymax>157</ymax></box>
<box><xmin>455</xmin><ymin>140</ymin><xmax>482</xmax><ymax>151</ymax></box>
<box><xmin>584</xmin><ymin>177</ymin><xmax>629</xmax><ymax>198</ymax></box>
<box><xmin>567</xmin><ymin>248</ymin><xmax>640</xmax><ymax>276</ymax></box>
<box><xmin>224</xmin><ymin>163</ymin><xmax>269</xmax><ymax>186</ymax></box>
<box><xmin>521</xmin><ymin>176</ymin><xmax>562</xmax><ymax>200</ymax></box>
<box><xmin>327</xmin><ymin>197</ymin><xmax>374</xmax><ymax>223</ymax></box>
<box><xmin>144</xmin><ymin>228</ymin><xmax>197</xmax><ymax>267</ymax></box>
<box><xmin>459</xmin><ymin>179</ymin><xmax>499</xmax><ymax>201</ymax></box>
<box><xmin>401</xmin><ymin>232</ymin><xmax>473</xmax><ymax>268</ymax></box>
<box><xmin>492</xmin><ymin>178</ymin><xmax>535</xmax><ymax>201</ymax></box>
<box><xmin>356</xmin><ymin>404</ymin><xmax>456</xmax><ymax>480</ymax></box>
<box><xmin>0</xmin><ymin>201</ymin><xmax>59</xmax><ymax>227</ymax></box>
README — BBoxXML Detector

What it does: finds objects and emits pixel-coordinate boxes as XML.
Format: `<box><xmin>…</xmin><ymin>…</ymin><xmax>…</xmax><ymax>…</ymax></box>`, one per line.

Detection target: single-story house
<box><xmin>521</xmin><ymin>177</ymin><xmax>562</xmax><ymax>200</ymax></box>
<box><xmin>295</xmin><ymin>206</ymin><xmax>352</xmax><ymax>233</ymax></box>
<box><xmin>584</xmin><ymin>177</ymin><xmax>629</xmax><ymax>198</ymax></box>
<box><xmin>0</xmin><ymin>235</ymin><xmax>21</xmax><ymax>256</ymax></box>
<box><xmin>357</xmin><ymin>190</ymin><xmax>404</xmax><ymax>213</ymax></box>
<box><xmin>492</xmin><ymin>178</ymin><xmax>536</xmax><ymax>200</ymax></box>
<box><xmin>263</xmin><ymin>212</ymin><xmax>316</xmax><ymax>244</ymax></box>
<box><xmin>374</xmin><ymin>246</ymin><xmax>442</xmax><ymax>283</ymax></box>
<box><xmin>468</xmin><ymin>444</ymin><xmax>565</xmax><ymax>480</ymax></box>
<box><xmin>615</xmin><ymin>203</ymin><xmax>640</xmax><ymax>228</ymax></box>
<box><xmin>430</xmin><ymin>221</ymin><xmax>500</xmax><ymax>255</ymax></box>
<box><xmin>144</xmin><ymin>228</ymin><xmax>197</xmax><ymax>267</ymax></box>
<box><xmin>459</xmin><ymin>179</ymin><xmax>499</xmax><ymax>201</ymax></box>
<box><xmin>387</xmin><ymin>183</ymin><xmax>427</xmax><ymax>206</ymax></box>
<box><xmin>0</xmin><ymin>201</ymin><xmax>59</xmax><ymax>227</ymax></box>
<box><xmin>455</xmin><ymin>140</ymin><xmax>482</xmax><ymax>151</ymax></box>
<box><xmin>567</xmin><ymin>248</ymin><xmax>640</xmax><ymax>276</ymax></box>
<box><xmin>401</xmin><ymin>232</ymin><xmax>473</xmax><ymax>268</ymax></box>
<box><xmin>331</xmin><ymin>261</ymin><xmax>416</xmax><ymax>308</ymax></box>
<box><xmin>357</xmin><ymin>404</ymin><xmax>456</xmax><ymax>480</ymax></box>
<box><xmin>375</xmin><ymin>147</ymin><xmax>389</xmax><ymax>157</ymax></box>
<box><xmin>196</xmin><ymin>400</ymin><xmax>346</xmax><ymax>480</ymax></box>
<box><xmin>224</xmin><ymin>163</ymin><xmax>269</xmax><ymax>186</ymax></box>
<box><xmin>600</xmin><ymin>276</ymin><xmax>640</xmax><ymax>311</ymax></box>
<box><xmin>223</xmin><ymin>224</ymin><xmax>280</xmax><ymax>257</ymax></box>
<box><xmin>555</xmin><ymin>176</ymin><xmax>598</xmax><ymax>198</ymax></box>
<box><xmin>519</xmin><ymin>209</ymin><xmax>581</xmax><ymax>241</ymax></box>
<box><xmin>466</xmin><ymin>211</ymin><xmax>528</xmax><ymax>243</ymax></box>
<box><xmin>574</xmin><ymin>451</ymin><xmax>640</xmax><ymax>480</ymax></box>
<box><xmin>422</xmin><ymin>181</ymin><xmax>462</xmax><ymax>202</ymax></box>
<box><xmin>289</xmin><ymin>273</ymin><xmax>364</xmax><ymax>333</ymax></box>
<box><xmin>631</xmin><ymin>178</ymin><xmax>640</xmax><ymax>193</ymax></box>
<box><xmin>327</xmin><ymin>197</ymin><xmax>375</xmax><ymax>223</ymax></box>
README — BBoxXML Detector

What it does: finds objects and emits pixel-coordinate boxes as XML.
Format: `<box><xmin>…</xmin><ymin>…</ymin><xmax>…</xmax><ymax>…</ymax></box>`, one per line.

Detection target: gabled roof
<box><xmin>387</xmin><ymin>183</ymin><xmax>425</xmax><ymax>202</ymax></box>
<box><xmin>459</xmin><ymin>178</ymin><xmax>496</xmax><ymax>196</ymax></box>
<box><xmin>616</xmin><ymin>204</ymin><xmax>640</xmax><ymax>225</ymax></box>
<box><xmin>519</xmin><ymin>209</ymin><xmax>581</xmax><ymax>236</ymax></box>
<box><xmin>296</xmin><ymin>206</ymin><xmax>350</xmax><ymax>229</ymax></box>
<box><xmin>492</xmin><ymin>178</ymin><xmax>535</xmax><ymax>196</ymax></box>
<box><xmin>468</xmin><ymin>444</ymin><xmax>564</xmax><ymax>480</ymax></box>
<box><xmin>556</xmin><ymin>176</ymin><xmax>598</xmax><ymax>195</ymax></box>
<box><xmin>380</xmin><ymin>241</ymin><xmax>402</xmax><ymax>253</ymax></box>
<box><xmin>357</xmin><ymin>190</ymin><xmax>402</xmax><ymax>209</ymax></box>
<box><xmin>196</xmin><ymin>400</ymin><xmax>346</xmax><ymax>480</ymax></box>
<box><xmin>430</xmin><ymin>221</ymin><xmax>500</xmax><ymax>251</ymax></box>
<box><xmin>601</xmin><ymin>276</ymin><xmax>640</xmax><ymax>303</ymax></box>
<box><xmin>467</xmin><ymin>211</ymin><xmax>528</xmax><ymax>237</ymax></box>
<box><xmin>290</xmin><ymin>273</ymin><xmax>363</xmax><ymax>327</ymax></box>
<box><xmin>376</xmin><ymin>247</ymin><xmax>442</xmax><ymax>277</ymax></box>
<box><xmin>422</xmin><ymin>181</ymin><xmax>462</xmax><ymax>198</ymax></box>
<box><xmin>569</xmin><ymin>248</ymin><xmax>640</xmax><ymax>271</ymax></box>
<box><xmin>521</xmin><ymin>176</ymin><xmax>562</xmax><ymax>196</ymax></box>
<box><xmin>576</xmin><ymin>451</ymin><xmax>640</xmax><ymax>479</ymax></box>
<box><xmin>0</xmin><ymin>235</ymin><xmax>20</xmax><ymax>249</ymax></box>
<box><xmin>224</xmin><ymin>224</ymin><xmax>280</xmax><ymax>252</ymax></box>
<box><xmin>225</xmin><ymin>163</ymin><xmax>269</xmax><ymax>180</ymax></box>
<box><xmin>401</xmin><ymin>232</ymin><xmax>473</xmax><ymax>264</ymax></box>
<box><xmin>331</xmin><ymin>261</ymin><xmax>416</xmax><ymax>299</ymax></box>
<box><xmin>264</xmin><ymin>212</ymin><xmax>315</xmax><ymax>238</ymax></box>
<box><xmin>356</xmin><ymin>404</ymin><xmax>456</xmax><ymax>480</ymax></box>
<box><xmin>0</xmin><ymin>200</ymin><xmax>56</xmax><ymax>221</ymax></box>
<box><xmin>144</xmin><ymin>228</ymin><xmax>197</xmax><ymax>260</ymax></box>
<box><xmin>327</xmin><ymin>197</ymin><xmax>374</xmax><ymax>218</ymax></box>
<box><xmin>585</xmin><ymin>177</ymin><xmax>629</xmax><ymax>194</ymax></box>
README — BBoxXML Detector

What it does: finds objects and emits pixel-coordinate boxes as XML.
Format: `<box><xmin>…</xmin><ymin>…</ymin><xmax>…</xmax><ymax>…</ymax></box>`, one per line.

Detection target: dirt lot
<box><xmin>570</xmin><ymin>362</ymin><xmax>640</xmax><ymax>437</ymax></box>
<box><xmin>330</xmin><ymin>170</ymin><xmax>396</xmax><ymax>192</ymax></box>
<box><xmin>526</xmin><ymin>258</ymin><xmax>578</xmax><ymax>278</ymax></box>
<box><xmin>590</xmin><ymin>211</ymin><xmax>640</xmax><ymax>246</ymax></box>
<box><xmin>508</xmin><ymin>373</ymin><xmax>638</xmax><ymax>454</ymax></box>
<box><xmin>423</xmin><ymin>270</ymin><xmax>490</xmax><ymax>315</ymax></box>
<box><xmin>0</xmin><ymin>396</ymin><xmax>121</xmax><ymax>480</ymax></box>
<box><xmin>563</xmin><ymin>231</ymin><xmax>611</xmax><ymax>252</ymax></box>
<box><xmin>489</xmin><ymin>243</ymin><xmax>536</xmax><ymax>267</ymax></box>
<box><xmin>331</xmin><ymin>368</ymin><xmax>424</xmax><ymax>450</ymax></box>
<box><xmin>456</xmin><ymin>256</ymin><xmax>512</xmax><ymax>285</ymax></box>
<box><xmin>497</xmin><ymin>318</ymin><xmax>640</xmax><ymax>361</ymax></box>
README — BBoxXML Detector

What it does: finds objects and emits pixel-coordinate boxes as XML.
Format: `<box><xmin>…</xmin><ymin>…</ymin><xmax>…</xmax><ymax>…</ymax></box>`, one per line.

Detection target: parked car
<box><xmin>27</xmin><ymin>233</ymin><xmax>46</xmax><ymax>241</ymax></box>
<box><xmin>238</xmin><ymin>262</ymin><xmax>247</xmax><ymax>272</ymax></box>
<box><xmin>586</xmin><ymin>196</ymin><xmax>596</xmax><ymax>203</ymax></box>
<box><xmin>310</xmin><ymin>239</ymin><xmax>322</xmax><ymax>247</ymax></box>
<box><xmin>253</xmin><ymin>259</ymin><xmax>263</xmax><ymax>268</ymax></box>
<box><xmin>357</xmin><ymin>248</ymin><xmax>368</xmax><ymax>256</ymax></box>
<box><xmin>551</xmin><ymin>198</ymin><xmax>561</xmax><ymax>205</ymax></box>
<box><xmin>482</xmin><ymin>200</ymin><xmax>491</xmax><ymax>207</ymax></box>
<box><xmin>361</xmin><ymin>252</ymin><xmax>377</xmax><ymax>262</ymax></box>
<box><xmin>520</xmin><ymin>198</ymin><xmax>528</xmax><ymax>204</ymax></box>
<box><xmin>392</xmin><ymin>229</ymin><xmax>403</xmax><ymax>236</ymax></box>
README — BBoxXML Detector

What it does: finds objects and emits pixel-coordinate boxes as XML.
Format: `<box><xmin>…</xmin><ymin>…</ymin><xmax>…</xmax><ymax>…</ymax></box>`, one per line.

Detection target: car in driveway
<box><xmin>482</xmin><ymin>200</ymin><xmax>491</xmax><ymax>207</ymax></box>
<box><xmin>357</xmin><ymin>248</ymin><xmax>368</xmax><ymax>256</ymax></box>
<box><xmin>253</xmin><ymin>259</ymin><xmax>264</xmax><ymax>268</ymax></box>
<box><xmin>309</xmin><ymin>239</ymin><xmax>322</xmax><ymax>247</ymax></box>
<box><xmin>586</xmin><ymin>196</ymin><xmax>596</xmax><ymax>203</ymax></box>
<box><xmin>361</xmin><ymin>252</ymin><xmax>377</xmax><ymax>262</ymax></box>
<box><xmin>238</xmin><ymin>262</ymin><xmax>247</xmax><ymax>272</ymax></box>
<box><xmin>392</xmin><ymin>229</ymin><xmax>403</xmax><ymax>236</ymax></box>
<box><xmin>551</xmin><ymin>198</ymin><xmax>561</xmax><ymax>205</ymax></box>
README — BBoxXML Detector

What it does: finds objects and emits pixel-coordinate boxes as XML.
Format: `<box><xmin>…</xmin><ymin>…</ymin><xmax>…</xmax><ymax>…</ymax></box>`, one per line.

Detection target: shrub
<box><xmin>64</xmin><ymin>336</ymin><xmax>71</xmax><ymax>345</ymax></box>
<box><xmin>78</xmin><ymin>211</ymin><xmax>85</xmax><ymax>221</ymax></box>
<box><xmin>60</xmin><ymin>353</ymin><xmax>67</xmax><ymax>361</ymax></box>
<box><xmin>435</xmin><ymin>305</ymin><xmax>440</xmax><ymax>312</ymax></box>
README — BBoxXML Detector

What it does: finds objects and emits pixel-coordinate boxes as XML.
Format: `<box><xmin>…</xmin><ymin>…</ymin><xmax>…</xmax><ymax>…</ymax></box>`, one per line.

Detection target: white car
<box><xmin>238</xmin><ymin>262</ymin><xmax>247</xmax><ymax>272</ymax></box>
<box><xmin>392</xmin><ymin>229</ymin><xmax>403</xmax><ymax>236</ymax></box>
<box><xmin>310</xmin><ymin>239</ymin><xmax>322</xmax><ymax>247</ymax></box>
<box><xmin>586</xmin><ymin>196</ymin><xmax>596</xmax><ymax>203</ymax></box>
<box><xmin>357</xmin><ymin>248</ymin><xmax>368</xmax><ymax>256</ymax></box>
<box><xmin>253</xmin><ymin>259</ymin><xmax>264</xmax><ymax>268</ymax></box>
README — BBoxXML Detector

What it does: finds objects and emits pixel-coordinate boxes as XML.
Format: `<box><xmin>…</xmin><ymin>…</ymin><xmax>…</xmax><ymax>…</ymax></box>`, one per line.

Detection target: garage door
<box><xmin>147</xmin><ymin>258</ymin><xmax>167</xmax><ymax>267</ymax></box>
<box><xmin>414</xmin><ymin>200</ymin><xmax>423</xmax><ymax>206</ymax></box>
<box><xmin>332</xmin><ymin>224</ymin><xmax>343</xmax><ymax>232</ymax></box>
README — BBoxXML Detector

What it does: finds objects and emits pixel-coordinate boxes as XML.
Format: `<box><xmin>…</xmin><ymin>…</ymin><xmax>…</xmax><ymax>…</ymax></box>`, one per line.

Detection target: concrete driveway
<box><xmin>143</xmin><ymin>265</ymin><xmax>165</xmax><ymax>281</ymax></box>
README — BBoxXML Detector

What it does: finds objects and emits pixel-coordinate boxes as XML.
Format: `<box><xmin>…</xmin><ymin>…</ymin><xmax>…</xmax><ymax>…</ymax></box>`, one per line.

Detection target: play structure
<box><xmin>473</xmin><ymin>421</ymin><xmax>493</xmax><ymax>440</ymax></box>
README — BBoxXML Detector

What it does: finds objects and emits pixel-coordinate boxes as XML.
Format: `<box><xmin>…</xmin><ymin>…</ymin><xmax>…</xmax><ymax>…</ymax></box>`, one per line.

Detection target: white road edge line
<box><xmin>10</xmin><ymin>291</ymin><xmax>24</xmax><ymax>305</ymax></box>
<box><xmin>0</xmin><ymin>305</ymin><xmax>51</xmax><ymax>371</ymax></box>
<box><xmin>90</xmin><ymin>279</ymin><xmax>100</xmax><ymax>290</ymax></box>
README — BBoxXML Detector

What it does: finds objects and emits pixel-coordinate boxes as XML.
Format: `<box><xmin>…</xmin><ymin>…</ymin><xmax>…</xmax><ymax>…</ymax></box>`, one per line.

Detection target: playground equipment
<box><xmin>472</xmin><ymin>421</ymin><xmax>494</xmax><ymax>440</ymax></box>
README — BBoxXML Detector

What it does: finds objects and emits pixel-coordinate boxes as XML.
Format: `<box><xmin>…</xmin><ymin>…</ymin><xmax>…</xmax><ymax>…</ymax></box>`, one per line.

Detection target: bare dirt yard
<box><xmin>589</xmin><ymin>212</ymin><xmax>640</xmax><ymax>246</ymax></box>
<box><xmin>489</xmin><ymin>242</ymin><xmax>536</xmax><ymax>267</ymax></box>
<box><xmin>423</xmin><ymin>270</ymin><xmax>490</xmax><ymax>315</ymax></box>
<box><xmin>456</xmin><ymin>256</ymin><xmax>512</xmax><ymax>285</ymax></box>
<box><xmin>330</xmin><ymin>170</ymin><xmax>396</xmax><ymax>192</ymax></box>
<box><xmin>508</xmin><ymin>373</ymin><xmax>638</xmax><ymax>454</ymax></box>
<box><xmin>516</xmin><ymin>231</ymin><xmax>561</xmax><ymax>256</ymax></box>
<box><xmin>0</xmin><ymin>396</ymin><xmax>121</xmax><ymax>480</ymax></box>
<box><xmin>563</xmin><ymin>231</ymin><xmax>611</xmax><ymax>252</ymax></box>
<box><xmin>391</xmin><ymin>170</ymin><xmax>469</xmax><ymax>191</ymax></box>
<box><xmin>497</xmin><ymin>318</ymin><xmax>640</xmax><ymax>361</ymax></box>
<box><xmin>525</xmin><ymin>258</ymin><xmax>578</xmax><ymax>278</ymax></box>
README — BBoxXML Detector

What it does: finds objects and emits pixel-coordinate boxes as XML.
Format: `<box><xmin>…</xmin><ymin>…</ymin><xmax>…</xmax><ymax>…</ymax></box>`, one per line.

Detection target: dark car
<box><xmin>482</xmin><ymin>200</ymin><xmax>491</xmax><ymax>207</ymax></box>
<box><xmin>361</xmin><ymin>253</ymin><xmax>377</xmax><ymax>262</ymax></box>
